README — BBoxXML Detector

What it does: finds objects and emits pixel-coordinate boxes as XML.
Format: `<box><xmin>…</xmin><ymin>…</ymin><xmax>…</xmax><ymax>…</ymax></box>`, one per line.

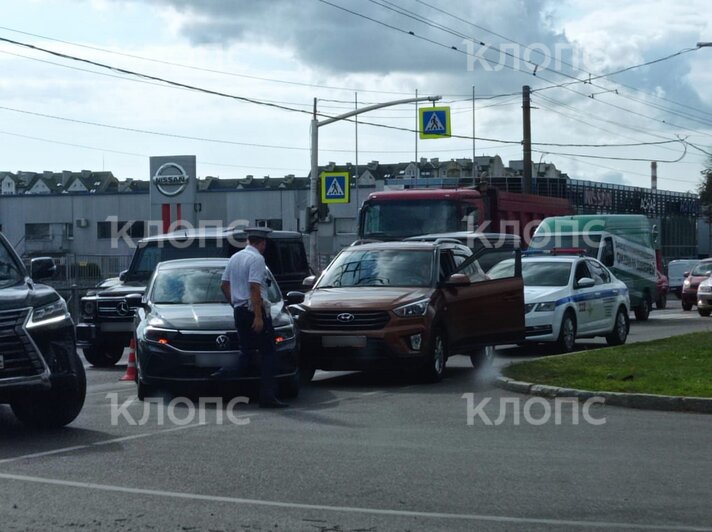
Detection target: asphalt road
<box><xmin>0</xmin><ymin>306</ymin><xmax>711</xmax><ymax>531</ymax></box>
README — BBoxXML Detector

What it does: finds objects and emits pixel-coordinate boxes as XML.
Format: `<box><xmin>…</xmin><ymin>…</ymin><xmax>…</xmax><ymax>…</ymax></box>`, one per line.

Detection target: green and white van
<box><xmin>528</xmin><ymin>215</ymin><xmax>658</xmax><ymax>321</ymax></box>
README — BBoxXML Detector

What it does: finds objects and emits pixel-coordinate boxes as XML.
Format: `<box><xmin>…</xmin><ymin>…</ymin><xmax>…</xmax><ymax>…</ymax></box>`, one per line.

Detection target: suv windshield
<box><xmin>317</xmin><ymin>249</ymin><xmax>434</xmax><ymax>288</ymax></box>
<box><xmin>489</xmin><ymin>259</ymin><xmax>572</xmax><ymax>287</ymax></box>
<box><xmin>130</xmin><ymin>240</ymin><xmax>231</xmax><ymax>280</ymax></box>
<box><xmin>0</xmin><ymin>241</ymin><xmax>24</xmax><ymax>289</ymax></box>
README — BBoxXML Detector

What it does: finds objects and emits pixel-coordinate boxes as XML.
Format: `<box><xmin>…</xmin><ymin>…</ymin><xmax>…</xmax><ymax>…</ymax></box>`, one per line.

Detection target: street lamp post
<box><xmin>308</xmin><ymin>94</ymin><xmax>442</xmax><ymax>270</ymax></box>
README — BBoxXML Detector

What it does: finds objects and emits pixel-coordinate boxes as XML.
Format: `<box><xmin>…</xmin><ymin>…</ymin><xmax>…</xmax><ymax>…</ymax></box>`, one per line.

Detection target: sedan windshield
<box><xmin>317</xmin><ymin>250</ymin><xmax>433</xmax><ymax>288</ymax></box>
<box><xmin>488</xmin><ymin>259</ymin><xmax>572</xmax><ymax>287</ymax></box>
<box><xmin>151</xmin><ymin>267</ymin><xmax>227</xmax><ymax>304</ymax></box>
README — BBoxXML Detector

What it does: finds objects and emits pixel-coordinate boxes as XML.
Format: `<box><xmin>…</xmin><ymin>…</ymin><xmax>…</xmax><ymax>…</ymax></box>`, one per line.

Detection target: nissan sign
<box><xmin>152</xmin><ymin>162</ymin><xmax>190</xmax><ymax>197</ymax></box>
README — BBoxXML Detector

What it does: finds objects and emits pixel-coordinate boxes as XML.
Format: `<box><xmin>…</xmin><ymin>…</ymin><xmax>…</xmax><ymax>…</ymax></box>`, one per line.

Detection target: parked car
<box><xmin>696</xmin><ymin>276</ymin><xmax>712</xmax><ymax>316</ymax></box>
<box><xmin>488</xmin><ymin>253</ymin><xmax>630</xmax><ymax>352</ymax></box>
<box><xmin>667</xmin><ymin>259</ymin><xmax>698</xmax><ymax>297</ymax></box>
<box><xmin>77</xmin><ymin>228</ymin><xmax>309</xmax><ymax>367</ymax></box>
<box><xmin>0</xmin><ymin>232</ymin><xmax>86</xmax><ymax>428</ymax></box>
<box><xmin>287</xmin><ymin>240</ymin><xmax>525</xmax><ymax>382</ymax></box>
<box><xmin>681</xmin><ymin>258</ymin><xmax>712</xmax><ymax>311</ymax></box>
<box><xmin>656</xmin><ymin>270</ymin><xmax>669</xmax><ymax>309</ymax></box>
<box><xmin>129</xmin><ymin>258</ymin><xmax>299</xmax><ymax>400</ymax></box>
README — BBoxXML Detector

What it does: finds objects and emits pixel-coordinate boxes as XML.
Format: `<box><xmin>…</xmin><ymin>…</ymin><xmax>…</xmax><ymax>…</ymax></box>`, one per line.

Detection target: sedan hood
<box><xmin>524</xmin><ymin>286</ymin><xmax>569</xmax><ymax>304</ymax></box>
<box><xmin>152</xmin><ymin>301</ymin><xmax>289</xmax><ymax>330</ymax></box>
<box><xmin>305</xmin><ymin>287</ymin><xmax>432</xmax><ymax>310</ymax></box>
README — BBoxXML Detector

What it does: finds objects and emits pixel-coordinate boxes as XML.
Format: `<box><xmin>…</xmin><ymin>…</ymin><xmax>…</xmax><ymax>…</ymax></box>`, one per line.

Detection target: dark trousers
<box><xmin>234</xmin><ymin>307</ymin><xmax>278</xmax><ymax>402</ymax></box>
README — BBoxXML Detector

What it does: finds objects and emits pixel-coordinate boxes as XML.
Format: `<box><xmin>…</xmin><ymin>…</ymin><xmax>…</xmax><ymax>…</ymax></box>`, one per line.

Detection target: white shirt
<box><xmin>221</xmin><ymin>245</ymin><xmax>268</xmax><ymax>309</ymax></box>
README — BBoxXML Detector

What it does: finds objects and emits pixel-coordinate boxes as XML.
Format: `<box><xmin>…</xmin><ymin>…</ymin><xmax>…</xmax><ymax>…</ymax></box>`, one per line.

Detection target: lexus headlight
<box><xmin>28</xmin><ymin>298</ymin><xmax>69</xmax><ymax>328</ymax></box>
<box><xmin>535</xmin><ymin>301</ymin><xmax>556</xmax><ymax>312</ymax></box>
<box><xmin>393</xmin><ymin>298</ymin><xmax>430</xmax><ymax>318</ymax></box>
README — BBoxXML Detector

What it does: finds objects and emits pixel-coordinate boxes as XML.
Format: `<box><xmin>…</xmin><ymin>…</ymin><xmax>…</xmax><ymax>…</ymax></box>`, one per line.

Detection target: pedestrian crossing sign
<box><xmin>321</xmin><ymin>172</ymin><xmax>350</xmax><ymax>204</ymax></box>
<box><xmin>419</xmin><ymin>106</ymin><xmax>451</xmax><ymax>139</ymax></box>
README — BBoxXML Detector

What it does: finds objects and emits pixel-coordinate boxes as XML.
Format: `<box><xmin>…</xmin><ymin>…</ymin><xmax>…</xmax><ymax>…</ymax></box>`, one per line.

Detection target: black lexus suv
<box><xmin>77</xmin><ymin>228</ymin><xmax>309</xmax><ymax>367</ymax></box>
<box><xmin>0</xmin><ymin>232</ymin><xmax>86</xmax><ymax>428</ymax></box>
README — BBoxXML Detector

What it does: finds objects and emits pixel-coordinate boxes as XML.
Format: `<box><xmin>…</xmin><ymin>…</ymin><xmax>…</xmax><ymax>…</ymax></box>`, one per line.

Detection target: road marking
<box><xmin>0</xmin><ymin>472</ymin><xmax>709</xmax><ymax>531</ymax></box>
<box><xmin>0</xmin><ymin>422</ymin><xmax>207</xmax><ymax>465</ymax></box>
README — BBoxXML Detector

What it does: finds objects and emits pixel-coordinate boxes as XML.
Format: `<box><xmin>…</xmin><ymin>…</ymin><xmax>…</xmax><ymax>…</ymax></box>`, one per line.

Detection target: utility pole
<box><xmin>472</xmin><ymin>85</ymin><xmax>477</xmax><ymax>188</ymax></box>
<box><xmin>522</xmin><ymin>85</ymin><xmax>532</xmax><ymax>194</ymax></box>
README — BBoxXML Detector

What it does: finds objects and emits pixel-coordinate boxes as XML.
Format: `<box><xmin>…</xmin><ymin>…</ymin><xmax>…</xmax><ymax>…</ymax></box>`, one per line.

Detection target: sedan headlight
<box><xmin>393</xmin><ymin>298</ymin><xmax>430</xmax><ymax>318</ymax></box>
<box><xmin>699</xmin><ymin>284</ymin><xmax>711</xmax><ymax>293</ymax></box>
<box><xmin>534</xmin><ymin>301</ymin><xmax>556</xmax><ymax>312</ymax></box>
<box><xmin>28</xmin><ymin>298</ymin><xmax>69</xmax><ymax>328</ymax></box>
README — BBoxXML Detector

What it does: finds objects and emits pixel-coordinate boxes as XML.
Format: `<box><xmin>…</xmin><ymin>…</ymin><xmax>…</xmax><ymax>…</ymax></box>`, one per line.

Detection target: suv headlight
<box><xmin>535</xmin><ymin>301</ymin><xmax>556</xmax><ymax>312</ymax></box>
<box><xmin>81</xmin><ymin>299</ymin><xmax>97</xmax><ymax>318</ymax></box>
<box><xmin>28</xmin><ymin>298</ymin><xmax>69</xmax><ymax>328</ymax></box>
<box><xmin>393</xmin><ymin>298</ymin><xmax>430</xmax><ymax>318</ymax></box>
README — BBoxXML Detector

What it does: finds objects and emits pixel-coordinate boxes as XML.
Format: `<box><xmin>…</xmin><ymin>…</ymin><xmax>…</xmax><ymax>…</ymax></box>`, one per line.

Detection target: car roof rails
<box><xmin>433</xmin><ymin>238</ymin><xmax>465</xmax><ymax>246</ymax></box>
<box><xmin>349</xmin><ymin>239</ymin><xmax>383</xmax><ymax>246</ymax></box>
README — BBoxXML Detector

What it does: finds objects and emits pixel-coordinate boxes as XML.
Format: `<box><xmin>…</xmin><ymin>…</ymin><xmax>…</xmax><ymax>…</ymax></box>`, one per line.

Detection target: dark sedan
<box><xmin>131</xmin><ymin>258</ymin><xmax>299</xmax><ymax>399</ymax></box>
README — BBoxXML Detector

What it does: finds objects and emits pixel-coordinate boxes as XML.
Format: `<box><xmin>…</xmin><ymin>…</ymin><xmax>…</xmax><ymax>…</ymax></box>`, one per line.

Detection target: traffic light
<box><xmin>305</xmin><ymin>206</ymin><xmax>319</xmax><ymax>232</ymax></box>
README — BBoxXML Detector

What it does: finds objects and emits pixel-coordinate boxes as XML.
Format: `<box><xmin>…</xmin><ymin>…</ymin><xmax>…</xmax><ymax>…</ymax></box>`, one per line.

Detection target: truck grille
<box><xmin>97</xmin><ymin>298</ymin><xmax>135</xmax><ymax>319</ymax></box>
<box><xmin>306</xmin><ymin>311</ymin><xmax>390</xmax><ymax>330</ymax></box>
<box><xmin>0</xmin><ymin>308</ymin><xmax>43</xmax><ymax>379</ymax></box>
<box><xmin>169</xmin><ymin>332</ymin><xmax>241</xmax><ymax>352</ymax></box>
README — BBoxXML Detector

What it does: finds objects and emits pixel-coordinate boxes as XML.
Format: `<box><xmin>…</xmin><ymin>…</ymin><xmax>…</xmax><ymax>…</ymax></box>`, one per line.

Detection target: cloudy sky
<box><xmin>1</xmin><ymin>0</ymin><xmax>711</xmax><ymax>192</ymax></box>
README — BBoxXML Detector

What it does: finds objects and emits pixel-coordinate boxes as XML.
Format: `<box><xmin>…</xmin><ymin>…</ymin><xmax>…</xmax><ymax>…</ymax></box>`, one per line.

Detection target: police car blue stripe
<box><xmin>554</xmin><ymin>287</ymin><xmax>627</xmax><ymax>307</ymax></box>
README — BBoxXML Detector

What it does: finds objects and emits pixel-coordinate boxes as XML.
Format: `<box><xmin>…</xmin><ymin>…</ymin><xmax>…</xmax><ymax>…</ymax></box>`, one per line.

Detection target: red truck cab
<box><xmin>358</xmin><ymin>187</ymin><xmax>572</xmax><ymax>244</ymax></box>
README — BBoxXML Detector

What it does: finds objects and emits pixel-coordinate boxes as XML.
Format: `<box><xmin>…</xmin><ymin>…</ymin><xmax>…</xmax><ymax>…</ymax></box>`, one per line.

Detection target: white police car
<box><xmin>488</xmin><ymin>253</ymin><xmax>630</xmax><ymax>352</ymax></box>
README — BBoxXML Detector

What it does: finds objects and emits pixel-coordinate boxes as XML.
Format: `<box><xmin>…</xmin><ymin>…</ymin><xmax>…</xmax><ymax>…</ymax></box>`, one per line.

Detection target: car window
<box><xmin>488</xmin><ymin>259</ymin><xmax>571</xmax><ymax>287</ymax></box>
<box><xmin>439</xmin><ymin>249</ymin><xmax>456</xmax><ymax>282</ymax></box>
<box><xmin>0</xmin><ymin>240</ymin><xmax>24</xmax><ymax>288</ymax></box>
<box><xmin>587</xmin><ymin>259</ymin><xmax>610</xmax><ymax>284</ymax></box>
<box><xmin>151</xmin><ymin>267</ymin><xmax>228</xmax><ymax>304</ymax></box>
<box><xmin>454</xmin><ymin>250</ymin><xmax>486</xmax><ymax>282</ymax></box>
<box><xmin>690</xmin><ymin>261</ymin><xmax>712</xmax><ymax>276</ymax></box>
<box><xmin>574</xmin><ymin>261</ymin><xmax>593</xmax><ymax>284</ymax></box>
<box><xmin>600</xmin><ymin>237</ymin><xmax>615</xmax><ymax>267</ymax></box>
<box><xmin>317</xmin><ymin>249</ymin><xmax>434</xmax><ymax>288</ymax></box>
<box><xmin>131</xmin><ymin>240</ymin><xmax>229</xmax><ymax>280</ymax></box>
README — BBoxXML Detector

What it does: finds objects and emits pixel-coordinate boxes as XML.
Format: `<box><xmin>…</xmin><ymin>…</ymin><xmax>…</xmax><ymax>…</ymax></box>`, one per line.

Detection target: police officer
<box><xmin>220</xmin><ymin>227</ymin><xmax>288</xmax><ymax>408</ymax></box>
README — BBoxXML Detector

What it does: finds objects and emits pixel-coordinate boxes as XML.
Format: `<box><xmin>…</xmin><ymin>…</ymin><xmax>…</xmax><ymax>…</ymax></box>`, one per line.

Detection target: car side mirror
<box><xmin>30</xmin><ymin>257</ymin><xmax>56</xmax><ymax>280</ymax></box>
<box><xmin>119</xmin><ymin>270</ymin><xmax>128</xmax><ymax>282</ymax></box>
<box><xmin>683</xmin><ymin>271</ymin><xmax>689</xmax><ymax>277</ymax></box>
<box><xmin>124</xmin><ymin>293</ymin><xmax>146</xmax><ymax>310</ymax></box>
<box><xmin>445</xmin><ymin>273</ymin><xmax>471</xmax><ymax>287</ymax></box>
<box><xmin>286</xmin><ymin>291</ymin><xmax>305</xmax><ymax>305</ymax></box>
<box><xmin>302</xmin><ymin>275</ymin><xmax>316</xmax><ymax>288</ymax></box>
<box><xmin>576</xmin><ymin>277</ymin><xmax>596</xmax><ymax>289</ymax></box>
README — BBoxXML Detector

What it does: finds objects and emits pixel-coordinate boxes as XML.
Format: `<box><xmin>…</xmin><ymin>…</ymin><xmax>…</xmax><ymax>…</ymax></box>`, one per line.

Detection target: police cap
<box><xmin>244</xmin><ymin>227</ymin><xmax>273</xmax><ymax>240</ymax></box>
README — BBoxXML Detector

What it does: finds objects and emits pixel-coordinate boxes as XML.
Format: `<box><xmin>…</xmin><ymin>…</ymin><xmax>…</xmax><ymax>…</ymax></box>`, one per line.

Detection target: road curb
<box><xmin>495</xmin><ymin>375</ymin><xmax>712</xmax><ymax>414</ymax></box>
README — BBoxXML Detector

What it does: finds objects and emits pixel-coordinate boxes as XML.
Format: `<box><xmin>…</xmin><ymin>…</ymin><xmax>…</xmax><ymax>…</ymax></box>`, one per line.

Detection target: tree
<box><xmin>698</xmin><ymin>156</ymin><xmax>712</xmax><ymax>218</ymax></box>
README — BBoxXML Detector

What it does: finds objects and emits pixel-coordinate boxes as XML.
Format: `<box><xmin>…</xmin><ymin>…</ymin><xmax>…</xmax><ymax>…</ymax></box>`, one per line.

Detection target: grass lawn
<box><xmin>503</xmin><ymin>332</ymin><xmax>712</xmax><ymax>398</ymax></box>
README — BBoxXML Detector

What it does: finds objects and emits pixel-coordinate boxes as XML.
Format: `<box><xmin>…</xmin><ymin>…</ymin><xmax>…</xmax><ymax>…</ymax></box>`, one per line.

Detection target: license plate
<box><xmin>0</xmin><ymin>355</ymin><xmax>4</xmax><ymax>370</ymax></box>
<box><xmin>101</xmin><ymin>322</ymin><xmax>133</xmax><ymax>332</ymax></box>
<box><xmin>195</xmin><ymin>352</ymin><xmax>242</xmax><ymax>368</ymax></box>
<box><xmin>322</xmin><ymin>336</ymin><xmax>367</xmax><ymax>348</ymax></box>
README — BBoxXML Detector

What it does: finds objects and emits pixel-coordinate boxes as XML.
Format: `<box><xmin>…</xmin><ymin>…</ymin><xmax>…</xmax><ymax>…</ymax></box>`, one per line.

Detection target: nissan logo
<box><xmin>116</xmin><ymin>301</ymin><xmax>130</xmax><ymax>316</ymax></box>
<box><xmin>337</xmin><ymin>313</ymin><xmax>355</xmax><ymax>323</ymax></box>
<box><xmin>215</xmin><ymin>335</ymin><xmax>230</xmax><ymax>350</ymax></box>
<box><xmin>152</xmin><ymin>162</ymin><xmax>190</xmax><ymax>197</ymax></box>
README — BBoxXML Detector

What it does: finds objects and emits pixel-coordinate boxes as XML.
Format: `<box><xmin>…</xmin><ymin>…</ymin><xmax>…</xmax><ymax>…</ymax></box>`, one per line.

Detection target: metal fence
<box><xmin>33</xmin><ymin>254</ymin><xmax>133</xmax><ymax>320</ymax></box>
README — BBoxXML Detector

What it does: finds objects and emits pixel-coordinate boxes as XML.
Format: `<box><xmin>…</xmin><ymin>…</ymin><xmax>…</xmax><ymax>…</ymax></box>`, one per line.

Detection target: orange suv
<box><xmin>287</xmin><ymin>240</ymin><xmax>524</xmax><ymax>382</ymax></box>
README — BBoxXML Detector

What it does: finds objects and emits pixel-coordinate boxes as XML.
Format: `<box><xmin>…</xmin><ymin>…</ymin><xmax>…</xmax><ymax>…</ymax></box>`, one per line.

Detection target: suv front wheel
<box><xmin>421</xmin><ymin>330</ymin><xmax>446</xmax><ymax>383</ymax></box>
<box><xmin>83</xmin><ymin>343</ymin><xmax>124</xmax><ymax>367</ymax></box>
<box><xmin>11</xmin><ymin>351</ymin><xmax>87</xmax><ymax>428</ymax></box>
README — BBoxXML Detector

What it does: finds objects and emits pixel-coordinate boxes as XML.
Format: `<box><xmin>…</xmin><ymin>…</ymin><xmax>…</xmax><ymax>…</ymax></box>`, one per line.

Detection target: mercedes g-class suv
<box><xmin>0</xmin><ymin>232</ymin><xmax>86</xmax><ymax>428</ymax></box>
<box><xmin>77</xmin><ymin>228</ymin><xmax>309</xmax><ymax>367</ymax></box>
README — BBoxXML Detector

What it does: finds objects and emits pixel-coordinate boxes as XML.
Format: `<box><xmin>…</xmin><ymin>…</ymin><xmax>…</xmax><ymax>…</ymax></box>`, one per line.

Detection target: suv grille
<box><xmin>98</xmin><ymin>298</ymin><xmax>135</xmax><ymax>319</ymax></box>
<box><xmin>169</xmin><ymin>332</ymin><xmax>240</xmax><ymax>352</ymax></box>
<box><xmin>0</xmin><ymin>309</ymin><xmax>43</xmax><ymax>379</ymax></box>
<box><xmin>306</xmin><ymin>311</ymin><xmax>390</xmax><ymax>330</ymax></box>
